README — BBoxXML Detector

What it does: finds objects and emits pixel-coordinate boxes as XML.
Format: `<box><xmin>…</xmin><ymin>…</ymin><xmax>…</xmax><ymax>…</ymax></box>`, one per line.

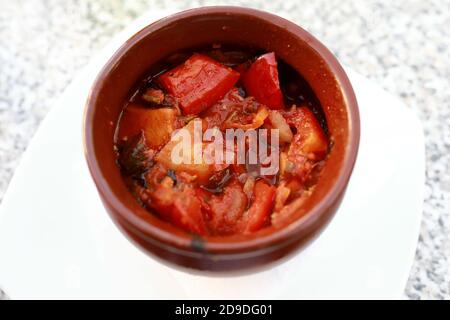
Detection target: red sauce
<box><xmin>115</xmin><ymin>45</ymin><xmax>329</xmax><ymax>236</ymax></box>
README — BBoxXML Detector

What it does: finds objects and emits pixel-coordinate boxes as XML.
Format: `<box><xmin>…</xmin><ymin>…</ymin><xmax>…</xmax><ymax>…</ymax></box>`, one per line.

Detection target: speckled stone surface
<box><xmin>0</xmin><ymin>0</ymin><xmax>449</xmax><ymax>299</ymax></box>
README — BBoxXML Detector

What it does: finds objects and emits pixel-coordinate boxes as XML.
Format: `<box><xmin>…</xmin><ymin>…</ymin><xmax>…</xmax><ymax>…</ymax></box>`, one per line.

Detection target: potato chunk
<box><xmin>154</xmin><ymin>119</ymin><xmax>217</xmax><ymax>183</ymax></box>
<box><xmin>118</xmin><ymin>103</ymin><xmax>177</xmax><ymax>149</ymax></box>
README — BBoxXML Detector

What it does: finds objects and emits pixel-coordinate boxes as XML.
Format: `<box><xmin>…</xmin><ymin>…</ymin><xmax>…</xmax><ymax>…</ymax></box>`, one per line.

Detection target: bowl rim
<box><xmin>84</xmin><ymin>6</ymin><xmax>360</xmax><ymax>255</ymax></box>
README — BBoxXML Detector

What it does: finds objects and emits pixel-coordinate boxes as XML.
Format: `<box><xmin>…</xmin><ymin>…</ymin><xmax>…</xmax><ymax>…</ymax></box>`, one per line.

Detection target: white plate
<box><xmin>0</xmin><ymin>10</ymin><xmax>424</xmax><ymax>299</ymax></box>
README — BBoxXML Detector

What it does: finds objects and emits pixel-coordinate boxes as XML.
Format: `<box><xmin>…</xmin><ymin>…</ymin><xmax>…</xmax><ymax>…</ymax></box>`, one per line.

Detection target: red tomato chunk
<box><xmin>240</xmin><ymin>180</ymin><xmax>276</xmax><ymax>233</ymax></box>
<box><xmin>203</xmin><ymin>180</ymin><xmax>248</xmax><ymax>235</ymax></box>
<box><xmin>242</xmin><ymin>52</ymin><xmax>284</xmax><ymax>110</ymax></box>
<box><xmin>158</xmin><ymin>53</ymin><xmax>240</xmax><ymax>115</ymax></box>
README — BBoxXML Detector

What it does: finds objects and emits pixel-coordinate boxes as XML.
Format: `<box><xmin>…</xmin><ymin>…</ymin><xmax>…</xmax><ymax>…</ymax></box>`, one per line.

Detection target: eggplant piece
<box><xmin>118</xmin><ymin>131</ymin><xmax>154</xmax><ymax>177</ymax></box>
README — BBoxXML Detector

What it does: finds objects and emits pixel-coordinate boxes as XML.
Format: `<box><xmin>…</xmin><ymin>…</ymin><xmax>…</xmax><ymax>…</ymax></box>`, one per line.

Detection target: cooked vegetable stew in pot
<box><xmin>115</xmin><ymin>45</ymin><xmax>329</xmax><ymax>236</ymax></box>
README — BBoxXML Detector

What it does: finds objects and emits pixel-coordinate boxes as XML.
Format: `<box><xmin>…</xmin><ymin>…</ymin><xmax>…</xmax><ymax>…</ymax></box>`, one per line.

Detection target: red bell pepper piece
<box><xmin>147</xmin><ymin>174</ymin><xmax>208</xmax><ymax>236</ymax></box>
<box><xmin>170</xmin><ymin>188</ymin><xmax>207</xmax><ymax>236</ymax></box>
<box><xmin>242</xmin><ymin>52</ymin><xmax>284</xmax><ymax>109</ymax></box>
<box><xmin>240</xmin><ymin>180</ymin><xmax>276</xmax><ymax>233</ymax></box>
<box><xmin>158</xmin><ymin>53</ymin><xmax>240</xmax><ymax>115</ymax></box>
<box><xmin>285</xmin><ymin>107</ymin><xmax>328</xmax><ymax>160</ymax></box>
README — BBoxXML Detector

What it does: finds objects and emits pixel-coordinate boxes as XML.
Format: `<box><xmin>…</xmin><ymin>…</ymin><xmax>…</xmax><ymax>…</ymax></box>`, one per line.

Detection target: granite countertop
<box><xmin>0</xmin><ymin>0</ymin><xmax>449</xmax><ymax>299</ymax></box>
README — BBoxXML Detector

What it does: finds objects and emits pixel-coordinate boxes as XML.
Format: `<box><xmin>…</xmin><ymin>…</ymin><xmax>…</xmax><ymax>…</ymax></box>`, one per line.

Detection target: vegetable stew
<box><xmin>115</xmin><ymin>45</ymin><xmax>329</xmax><ymax>236</ymax></box>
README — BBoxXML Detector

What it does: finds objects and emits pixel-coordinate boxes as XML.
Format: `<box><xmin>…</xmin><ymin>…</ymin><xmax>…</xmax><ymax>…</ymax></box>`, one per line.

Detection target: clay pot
<box><xmin>84</xmin><ymin>7</ymin><xmax>360</xmax><ymax>272</ymax></box>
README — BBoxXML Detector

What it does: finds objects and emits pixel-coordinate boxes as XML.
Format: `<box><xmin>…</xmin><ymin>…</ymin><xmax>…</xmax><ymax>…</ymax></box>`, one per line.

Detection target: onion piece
<box><xmin>142</xmin><ymin>88</ymin><xmax>165</xmax><ymax>104</ymax></box>
<box><xmin>272</xmin><ymin>189</ymin><xmax>312</xmax><ymax>227</ymax></box>
<box><xmin>268</xmin><ymin>110</ymin><xmax>293</xmax><ymax>144</ymax></box>
<box><xmin>274</xmin><ymin>182</ymin><xmax>291</xmax><ymax>212</ymax></box>
<box><xmin>243</xmin><ymin>176</ymin><xmax>256</xmax><ymax>201</ymax></box>
<box><xmin>224</xmin><ymin>105</ymin><xmax>269</xmax><ymax>130</ymax></box>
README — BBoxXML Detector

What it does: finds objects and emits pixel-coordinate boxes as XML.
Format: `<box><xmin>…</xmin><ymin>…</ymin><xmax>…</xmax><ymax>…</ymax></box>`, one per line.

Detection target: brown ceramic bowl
<box><xmin>84</xmin><ymin>6</ymin><xmax>360</xmax><ymax>272</ymax></box>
